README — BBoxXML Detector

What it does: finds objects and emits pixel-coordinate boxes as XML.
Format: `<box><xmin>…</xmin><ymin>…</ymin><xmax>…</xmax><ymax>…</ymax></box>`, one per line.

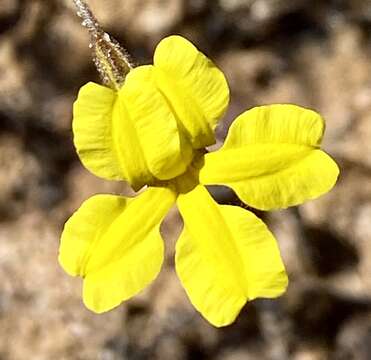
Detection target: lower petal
<box><xmin>176</xmin><ymin>185</ymin><xmax>288</xmax><ymax>327</ymax></box>
<box><xmin>59</xmin><ymin>186</ymin><xmax>176</xmax><ymax>313</ymax></box>
<box><xmin>83</xmin><ymin>224</ymin><xmax>164</xmax><ymax>313</ymax></box>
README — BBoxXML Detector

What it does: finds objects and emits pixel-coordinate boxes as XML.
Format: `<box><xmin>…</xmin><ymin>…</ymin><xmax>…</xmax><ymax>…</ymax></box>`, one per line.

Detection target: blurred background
<box><xmin>0</xmin><ymin>0</ymin><xmax>371</xmax><ymax>359</ymax></box>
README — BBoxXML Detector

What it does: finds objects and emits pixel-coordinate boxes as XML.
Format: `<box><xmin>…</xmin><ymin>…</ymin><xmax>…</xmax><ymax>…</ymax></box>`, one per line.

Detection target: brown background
<box><xmin>0</xmin><ymin>0</ymin><xmax>371</xmax><ymax>359</ymax></box>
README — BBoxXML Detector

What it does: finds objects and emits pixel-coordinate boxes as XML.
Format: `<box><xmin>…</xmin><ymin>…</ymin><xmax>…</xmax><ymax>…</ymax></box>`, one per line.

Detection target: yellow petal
<box><xmin>73</xmin><ymin>82</ymin><xmax>124</xmax><ymax>180</ymax></box>
<box><xmin>199</xmin><ymin>105</ymin><xmax>339</xmax><ymax>210</ymax></box>
<box><xmin>59</xmin><ymin>186</ymin><xmax>176</xmax><ymax>313</ymax></box>
<box><xmin>223</xmin><ymin>104</ymin><xmax>325</xmax><ymax>148</ymax></box>
<box><xmin>73</xmin><ymin>74</ymin><xmax>194</xmax><ymax>190</ymax></box>
<box><xmin>59</xmin><ymin>194</ymin><xmax>126</xmax><ymax>277</ymax></box>
<box><xmin>119</xmin><ymin>66</ymin><xmax>193</xmax><ymax>182</ymax></box>
<box><xmin>154</xmin><ymin>35</ymin><xmax>230</xmax><ymax>148</ymax></box>
<box><xmin>176</xmin><ymin>185</ymin><xmax>288</xmax><ymax>327</ymax></box>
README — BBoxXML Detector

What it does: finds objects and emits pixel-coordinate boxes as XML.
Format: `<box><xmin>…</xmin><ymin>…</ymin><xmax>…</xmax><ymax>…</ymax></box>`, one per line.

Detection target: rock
<box><xmin>0</xmin><ymin>38</ymin><xmax>31</xmax><ymax>118</ymax></box>
<box><xmin>294</xmin><ymin>24</ymin><xmax>371</xmax><ymax>142</ymax></box>
<box><xmin>335</xmin><ymin>314</ymin><xmax>371</xmax><ymax>360</ymax></box>
<box><xmin>299</xmin><ymin>167</ymin><xmax>371</xmax><ymax>294</ymax></box>
<box><xmin>0</xmin><ymin>211</ymin><xmax>124</xmax><ymax>360</ymax></box>
<box><xmin>0</xmin><ymin>134</ymin><xmax>41</xmax><ymax>219</ymax></box>
<box><xmin>85</xmin><ymin>0</ymin><xmax>184</xmax><ymax>45</ymax></box>
<box><xmin>218</xmin><ymin>48</ymin><xmax>307</xmax><ymax>139</ymax></box>
<box><xmin>0</xmin><ymin>0</ymin><xmax>19</xmax><ymax>17</ymax></box>
<box><xmin>218</xmin><ymin>0</ymin><xmax>309</xmax><ymax>38</ymax></box>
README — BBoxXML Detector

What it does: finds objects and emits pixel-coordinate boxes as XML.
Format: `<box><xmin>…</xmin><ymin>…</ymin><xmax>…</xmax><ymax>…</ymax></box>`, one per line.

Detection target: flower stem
<box><xmin>72</xmin><ymin>0</ymin><xmax>134</xmax><ymax>90</ymax></box>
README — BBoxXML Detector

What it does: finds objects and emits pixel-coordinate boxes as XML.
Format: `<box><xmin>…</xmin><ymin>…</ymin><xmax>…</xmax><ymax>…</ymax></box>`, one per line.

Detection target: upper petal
<box><xmin>73</xmin><ymin>73</ymin><xmax>194</xmax><ymax>190</ymax></box>
<box><xmin>199</xmin><ymin>105</ymin><xmax>339</xmax><ymax>210</ymax></box>
<box><xmin>117</xmin><ymin>66</ymin><xmax>193</xmax><ymax>183</ymax></box>
<box><xmin>72</xmin><ymin>35</ymin><xmax>230</xmax><ymax>187</ymax></box>
<box><xmin>59</xmin><ymin>186</ymin><xmax>176</xmax><ymax>313</ymax></box>
<box><xmin>176</xmin><ymin>185</ymin><xmax>288</xmax><ymax>327</ymax></box>
<box><xmin>153</xmin><ymin>35</ymin><xmax>230</xmax><ymax>148</ymax></box>
<box><xmin>73</xmin><ymin>82</ymin><xmax>124</xmax><ymax>180</ymax></box>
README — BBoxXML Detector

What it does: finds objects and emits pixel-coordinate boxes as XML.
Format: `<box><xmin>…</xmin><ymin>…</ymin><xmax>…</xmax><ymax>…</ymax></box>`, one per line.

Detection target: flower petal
<box><xmin>154</xmin><ymin>35</ymin><xmax>230</xmax><ymax>148</ymax></box>
<box><xmin>199</xmin><ymin>105</ymin><xmax>339</xmax><ymax>210</ymax></box>
<box><xmin>223</xmin><ymin>104</ymin><xmax>325</xmax><ymax>148</ymax></box>
<box><xmin>119</xmin><ymin>66</ymin><xmax>193</xmax><ymax>182</ymax></box>
<box><xmin>59</xmin><ymin>186</ymin><xmax>176</xmax><ymax>313</ymax></box>
<box><xmin>73</xmin><ymin>82</ymin><xmax>124</xmax><ymax>180</ymax></box>
<box><xmin>176</xmin><ymin>185</ymin><xmax>287</xmax><ymax>327</ymax></box>
<box><xmin>59</xmin><ymin>194</ymin><xmax>125</xmax><ymax>277</ymax></box>
<box><xmin>73</xmin><ymin>73</ymin><xmax>194</xmax><ymax>190</ymax></box>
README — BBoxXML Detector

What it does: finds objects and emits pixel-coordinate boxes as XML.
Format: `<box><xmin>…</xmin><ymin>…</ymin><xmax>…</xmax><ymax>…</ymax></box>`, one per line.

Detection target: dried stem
<box><xmin>72</xmin><ymin>0</ymin><xmax>134</xmax><ymax>90</ymax></box>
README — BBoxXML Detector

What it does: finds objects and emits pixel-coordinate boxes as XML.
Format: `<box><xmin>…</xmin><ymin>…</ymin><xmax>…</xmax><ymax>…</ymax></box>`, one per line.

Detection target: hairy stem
<box><xmin>72</xmin><ymin>0</ymin><xmax>134</xmax><ymax>90</ymax></box>
<box><xmin>72</xmin><ymin>0</ymin><xmax>102</xmax><ymax>37</ymax></box>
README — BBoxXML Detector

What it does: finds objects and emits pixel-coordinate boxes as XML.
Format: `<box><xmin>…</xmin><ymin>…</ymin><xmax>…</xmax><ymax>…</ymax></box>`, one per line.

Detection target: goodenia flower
<box><xmin>73</xmin><ymin>36</ymin><xmax>228</xmax><ymax>190</ymax></box>
<box><xmin>59</xmin><ymin>35</ymin><xmax>339</xmax><ymax>327</ymax></box>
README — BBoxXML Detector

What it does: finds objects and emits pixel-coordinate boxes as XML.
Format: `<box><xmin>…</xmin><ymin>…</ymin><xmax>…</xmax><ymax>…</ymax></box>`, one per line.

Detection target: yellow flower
<box><xmin>59</xmin><ymin>36</ymin><xmax>339</xmax><ymax>327</ymax></box>
<box><xmin>73</xmin><ymin>36</ymin><xmax>229</xmax><ymax>191</ymax></box>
